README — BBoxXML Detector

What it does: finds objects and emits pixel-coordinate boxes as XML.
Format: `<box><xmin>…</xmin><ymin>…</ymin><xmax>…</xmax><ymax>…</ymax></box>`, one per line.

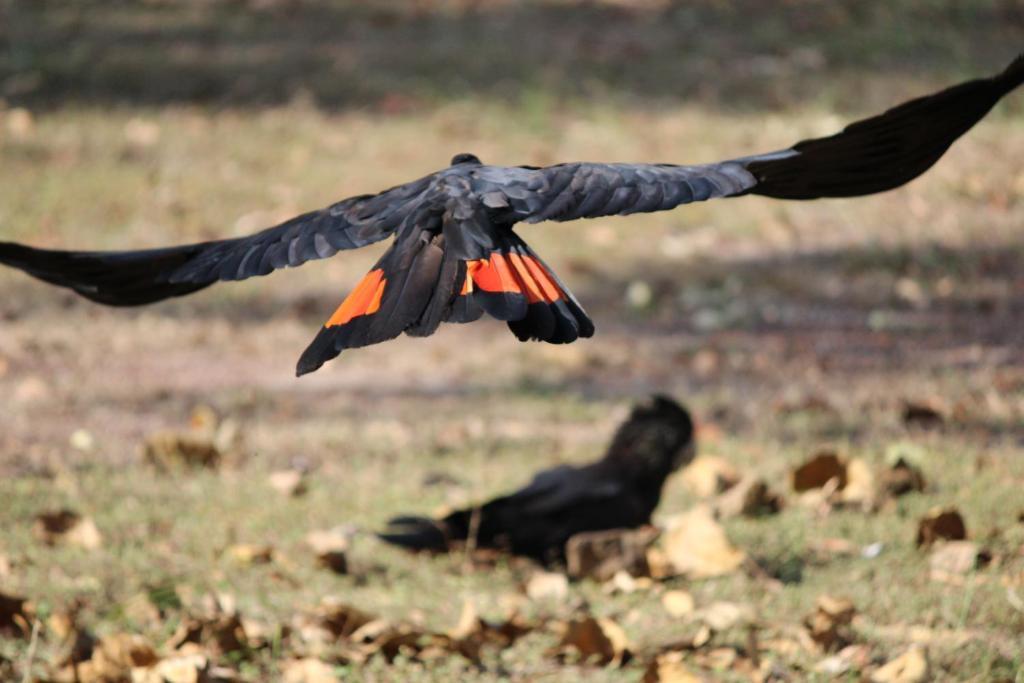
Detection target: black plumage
<box><xmin>378</xmin><ymin>396</ymin><xmax>695</xmax><ymax>564</ymax></box>
<box><xmin>1</xmin><ymin>56</ymin><xmax>1021</xmax><ymax>375</ymax></box>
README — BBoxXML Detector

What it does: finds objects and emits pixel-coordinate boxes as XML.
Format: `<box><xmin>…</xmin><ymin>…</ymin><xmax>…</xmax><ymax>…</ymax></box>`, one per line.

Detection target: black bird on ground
<box><xmin>1</xmin><ymin>57</ymin><xmax>1021</xmax><ymax>376</ymax></box>
<box><xmin>378</xmin><ymin>396</ymin><xmax>695</xmax><ymax>564</ymax></box>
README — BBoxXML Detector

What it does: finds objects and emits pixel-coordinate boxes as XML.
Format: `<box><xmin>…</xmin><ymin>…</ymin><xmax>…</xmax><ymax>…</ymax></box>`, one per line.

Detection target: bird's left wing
<box><xmin>493</xmin><ymin>54</ymin><xmax>1024</xmax><ymax>224</ymax></box>
<box><xmin>496</xmin><ymin>464</ymin><xmax>623</xmax><ymax>517</ymax></box>
<box><xmin>0</xmin><ymin>174</ymin><xmax>437</xmax><ymax>306</ymax></box>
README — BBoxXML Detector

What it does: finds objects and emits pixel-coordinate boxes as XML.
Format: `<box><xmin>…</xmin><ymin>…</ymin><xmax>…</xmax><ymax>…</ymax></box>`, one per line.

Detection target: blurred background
<box><xmin>1</xmin><ymin>1</ymin><xmax>1022</xmax><ymax>680</ymax></box>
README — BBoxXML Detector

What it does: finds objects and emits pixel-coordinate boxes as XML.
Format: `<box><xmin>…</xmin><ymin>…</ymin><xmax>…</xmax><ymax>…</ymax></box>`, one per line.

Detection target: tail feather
<box><xmin>377</xmin><ymin>516</ymin><xmax>452</xmax><ymax>553</ymax></box>
<box><xmin>0</xmin><ymin>241</ymin><xmax>214</xmax><ymax>305</ymax></box>
<box><xmin>745</xmin><ymin>54</ymin><xmax>1024</xmax><ymax>199</ymax></box>
<box><xmin>295</xmin><ymin>230</ymin><xmax>449</xmax><ymax>375</ymax></box>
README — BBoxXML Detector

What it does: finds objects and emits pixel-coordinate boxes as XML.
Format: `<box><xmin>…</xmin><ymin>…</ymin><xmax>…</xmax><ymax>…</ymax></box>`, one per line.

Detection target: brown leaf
<box><xmin>0</xmin><ymin>591</ymin><xmax>32</xmax><ymax>637</ymax></box>
<box><xmin>713</xmin><ymin>476</ymin><xmax>784</xmax><ymax>518</ymax></box>
<box><xmin>681</xmin><ymin>456</ymin><xmax>740</xmax><ymax>497</ymax></box>
<box><xmin>929</xmin><ymin>541</ymin><xmax>989</xmax><ymax>582</ymax></box>
<box><xmin>5</xmin><ymin>108</ymin><xmax>34</xmax><ymax>139</ymax></box>
<box><xmin>661</xmin><ymin>590</ymin><xmax>695</xmax><ymax>618</ymax></box>
<box><xmin>696</xmin><ymin>601</ymin><xmax>753</xmax><ymax>632</ymax></box>
<box><xmin>269</xmin><ymin>469</ymin><xmax>308</xmax><ymax>497</ymax></box>
<box><xmin>603</xmin><ymin>569</ymin><xmax>653</xmax><ymax>595</ymax></box>
<box><xmin>63</xmin><ymin>633</ymin><xmax>158</xmax><ymax>683</ymax></box>
<box><xmin>566</xmin><ymin>527</ymin><xmax>658</xmax><ymax>581</ymax></box>
<box><xmin>902</xmin><ymin>401</ymin><xmax>945</xmax><ymax>429</ymax></box>
<box><xmin>642</xmin><ymin>651</ymin><xmax>703</xmax><ymax>683</ymax></box>
<box><xmin>442</xmin><ymin>600</ymin><xmax>532</xmax><ymax>663</ymax></box>
<box><xmin>661</xmin><ymin>506</ymin><xmax>745</xmax><ymax>578</ymax></box>
<box><xmin>804</xmin><ymin>595</ymin><xmax>856</xmax><ymax>652</ymax></box>
<box><xmin>553</xmin><ymin>615</ymin><xmax>632</xmax><ymax>666</ymax></box>
<box><xmin>792</xmin><ymin>452</ymin><xmax>847</xmax><ymax>492</ymax></box>
<box><xmin>305</xmin><ymin>529</ymin><xmax>349</xmax><ymax>574</ymax></box>
<box><xmin>349</xmin><ymin>619</ymin><xmax>426</xmax><ymax>663</ymax></box>
<box><xmin>227</xmin><ymin>544</ymin><xmax>275</xmax><ymax>565</ymax></box>
<box><xmin>916</xmin><ymin>508</ymin><xmax>967</xmax><ymax>547</ymax></box>
<box><xmin>134</xmin><ymin>651</ymin><xmax>210</xmax><ymax>683</ymax></box>
<box><xmin>33</xmin><ymin>509</ymin><xmax>103</xmax><ymax>549</ymax></box>
<box><xmin>313</xmin><ymin>599</ymin><xmax>376</xmax><ymax>640</ymax></box>
<box><xmin>525</xmin><ymin>571</ymin><xmax>569</xmax><ymax>602</ymax></box>
<box><xmin>870</xmin><ymin>646</ymin><xmax>929</xmax><ymax>682</ymax></box>
<box><xmin>142</xmin><ymin>432</ymin><xmax>221</xmax><ymax>470</ymax></box>
<box><xmin>880</xmin><ymin>458</ymin><xmax>926</xmax><ymax>497</ymax></box>
<box><xmin>838</xmin><ymin>458</ymin><xmax>879</xmax><ymax>511</ymax></box>
<box><xmin>281</xmin><ymin>658</ymin><xmax>339</xmax><ymax>683</ymax></box>
<box><xmin>167</xmin><ymin>609</ymin><xmax>249</xmax><ymax>658</ymax></box>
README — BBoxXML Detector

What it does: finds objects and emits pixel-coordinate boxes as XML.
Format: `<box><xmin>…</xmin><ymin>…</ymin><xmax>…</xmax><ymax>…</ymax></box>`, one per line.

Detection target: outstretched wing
<box><xmin>0</xmin><ymin>174</ymin><xmax>437</xmax><ymax>306</ymax></box>
<box><xmin>481</xmin><ymin>54</ymin><xmax>1024</xmax><ymax>223</ymax></box>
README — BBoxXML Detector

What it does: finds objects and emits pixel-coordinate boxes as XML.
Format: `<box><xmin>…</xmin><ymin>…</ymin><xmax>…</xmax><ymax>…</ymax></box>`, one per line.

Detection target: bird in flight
<box><xmin>379</xmin><ymin>395</ymin><xmax>695</xmax><ymax>564</ymax></box>
<box><xmin>1</xmin><ymin>56</ymin><xmax>1021</xmax><ymax>376</ymax></box>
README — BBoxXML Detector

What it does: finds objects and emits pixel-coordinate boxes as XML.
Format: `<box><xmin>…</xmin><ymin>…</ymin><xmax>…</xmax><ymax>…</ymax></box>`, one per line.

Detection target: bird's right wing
<box><xmin>490</xmin><ymin>54</ymin><xmax>1024</xmax><ymax>224</ymax></box>
<box><xmin>0</xmin><ymin>173</ymin><xmax>438</xmax><ymax>306</ymax></box>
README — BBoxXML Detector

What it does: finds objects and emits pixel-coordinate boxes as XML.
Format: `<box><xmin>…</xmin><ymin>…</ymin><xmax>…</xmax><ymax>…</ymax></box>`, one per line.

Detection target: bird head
<box><xmin>450</xmin><ymin>153</ymin><xmax>482</xmax><ymax>166</ymax></box>
<box><xmin>604</xmin><ymin>395</ymin><xmax>696</xmax><ymax>479</ymax></box>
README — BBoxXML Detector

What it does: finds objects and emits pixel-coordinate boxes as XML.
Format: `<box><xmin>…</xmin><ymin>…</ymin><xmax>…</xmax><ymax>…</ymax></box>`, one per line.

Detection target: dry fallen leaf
<box><xmin>33</xmin><ymin>509</ymin><xmax>103</xmax><ymax>549</ymax></box>
<box><xmin>870</xmin><ymin>646</ymin><xmax>929</xmax><ymax>682</ymax></box>
<box><xmin>805</xmin><ymin>595</ymin><xmax>856</xmax><ymax>652</ymax></box>
<box><xmin>269</xmin><ymin>469</ymin><xmax>308</xmax><ymax>497</ymax></box>
<box><xmin>929</xmin><ymin>541</ymin><xmax>989</xmax><ymax>582</ymax></box>
<box><xmin>661</xmin><ymin>506</ymin><xmax>745</xmax><ymax>578</ymax></box>
<box><xmin>642</xmin><ymin>650</ymin><xmax>703</xmax><ymax>683</ymax></box>
<box><xmin>166</xmin><ymin>603</ymin><xmax>249</xmax><ymax>658</ymax></box>
<box><xmin>134</xmin><ymin>651</ymin><xmax>211</xmax><ymax>683</ymax></box>
<box><xmin>311</xmin><ymin>599</ymin><xmax>376</xmax><ymax>641</ymax></box>
<box><xmin>696</xmin><ymin>601</ymin><xmax>753</xmax><ymax>631</ymax></box>
<box><xmin>838</xmin><ymin>458</ymin><xmax>879</xmax><ymax>511</ymax></box>
<box><xmin>916</xmin><ymin>508</ymin><xmax>967</xmax><ymax>547</ymax></box>
<box><xmin>5</xmin><ymin>108</ymin><xmax>34</xmax><ymax>139</ymax></box>
<box><xmin>526</xmin><ymin>571</ymin><xmax>569</xmax><ymax>602</ymax></box>
<box><xmin>661</xmin><ymin>590</ymin><xmax>695</xmax><ymax>618</ymax></box>
<box><xmin>553</xmin><ymin>615</ymin><xmax>632</xmax><ymax>666</ymax></box>
<box><xmin>0</xmin><ymin>591</ymin><xmax>32</xmax><ymax>637</ymax></box>
<box><xmin>228</xmin><ymin>543</ymin><xmax>275</xmax><ymax>566</ymax></box>
<box><xmin>441</xmin><ymin>600</ymin><xmax>532</xmax><ymax>663</ymax></box>
<box><xmin>142</xmin><ymin>432</ymin><xmax>221</xmax><ymax>470</ymax></box>
<box><xmin>902</xmin><ymin>400</ymin><xmax>945</xmax><ymax>429</ymax></box>
<box><xmin>59</xmin><ymin>633</ymin><xmax>158</xmax><ymax>683</ymax></box>
<box><xmin>281</xmin><ymin>657</ymin><xmax>339</xmax><ymax>683</ymax></box>
<box><xmin>124</xmin><ymin>117</ymin><xmax>161</xmax><ymax>148</ymax></box>
<box><xmin>880</xmin><ymin>458</ymin><xmax>926</xmax><ymax>497</ymax></box>
<box><xmin>603</xmin><ymin>569</ymin><xmax>652</xmax><ymax>595</ymax></box>
<box><xmin>305</xmin><ymin>529</ymin><xmax>349</xmax><ymax>574</ymax></box>
<box><xmin>792</xmin><ymin>451</ymin><xmax>847</xmax><ymax>492</ymax></box>
<box><xmin>713</xmin><ymin>476</ymin><xmax>784</xmax><ymax>518</ymax></box>
<box><xmin>566</xmin><ymin>527</ymin><xmax>658</xmax><ymax>581</ymax></box>
<box><xmin>681</xmin><ymin>455</ymin><xmax>741</xmax><ymax>497</ymax></box>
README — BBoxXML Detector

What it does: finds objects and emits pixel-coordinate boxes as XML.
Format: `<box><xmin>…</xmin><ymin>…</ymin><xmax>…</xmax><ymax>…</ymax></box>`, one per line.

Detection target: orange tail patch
<box><xmin>325</xmin><ymin>268</ymin><xmax>387</xmax><ymax>327</ymax></box>
<box><xmin>462</xmin><ymin>252</ymin><xmax>563</xmax><ymax>303</ymax></box>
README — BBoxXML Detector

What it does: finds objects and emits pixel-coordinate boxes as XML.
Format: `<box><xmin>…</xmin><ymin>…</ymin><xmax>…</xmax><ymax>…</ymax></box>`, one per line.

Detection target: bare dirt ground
<box><xmin>1</xmin><ymin>1</ymin><xmax>1023</xmax><ymax>680</ymax></box>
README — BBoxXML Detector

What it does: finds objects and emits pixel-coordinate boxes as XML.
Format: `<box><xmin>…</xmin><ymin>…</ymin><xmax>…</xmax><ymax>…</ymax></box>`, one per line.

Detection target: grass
<box><xmin>1</xmin><ymin>1</ymin><xmax>1024</xmax><ymax>680</ymax></box>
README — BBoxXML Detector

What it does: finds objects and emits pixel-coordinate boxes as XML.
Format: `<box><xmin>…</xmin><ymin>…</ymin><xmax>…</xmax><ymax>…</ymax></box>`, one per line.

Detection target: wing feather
<box><xmin>480</xmin><ymin>55</ymin><xmax>1023</xmax><ymax>224</ymax></box>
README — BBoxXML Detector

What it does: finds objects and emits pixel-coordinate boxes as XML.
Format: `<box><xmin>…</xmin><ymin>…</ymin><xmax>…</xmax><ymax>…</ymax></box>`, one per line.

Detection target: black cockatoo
<box><xmin>1</xmin><ymin>56</ymin><xmax>1021</xmax><ymax>375</ymax></box>
<box><xmin>379</xmin><ymin>395</ymin><xmax>695</xmax><ymax>564</ymax></box>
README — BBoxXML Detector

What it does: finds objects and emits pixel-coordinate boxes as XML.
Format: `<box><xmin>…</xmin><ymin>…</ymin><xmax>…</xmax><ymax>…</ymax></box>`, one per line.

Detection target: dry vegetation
<box><xmin>1</xmin><ymin>1</ymin><xmax>1023</xmax><ymax>680</ymax></box>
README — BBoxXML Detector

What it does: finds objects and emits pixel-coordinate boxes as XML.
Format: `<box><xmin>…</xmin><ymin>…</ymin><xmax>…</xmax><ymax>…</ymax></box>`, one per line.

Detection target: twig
<box><xmin>21</xmin><ymin>619</ymin><xmax>41</xmax><ymax>683</ymax></box>
<box><xmin>463</xmin><ymin>506</ymin><xmax>482</xmax><ymax>571</ymax></box>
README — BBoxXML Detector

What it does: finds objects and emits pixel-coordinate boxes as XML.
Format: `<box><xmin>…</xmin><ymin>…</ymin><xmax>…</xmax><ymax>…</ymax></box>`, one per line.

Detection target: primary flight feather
<box><xmin>2</xmin><ymin>55</ymin><xmax>1021</xmax><ymax>376</ymax></box>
